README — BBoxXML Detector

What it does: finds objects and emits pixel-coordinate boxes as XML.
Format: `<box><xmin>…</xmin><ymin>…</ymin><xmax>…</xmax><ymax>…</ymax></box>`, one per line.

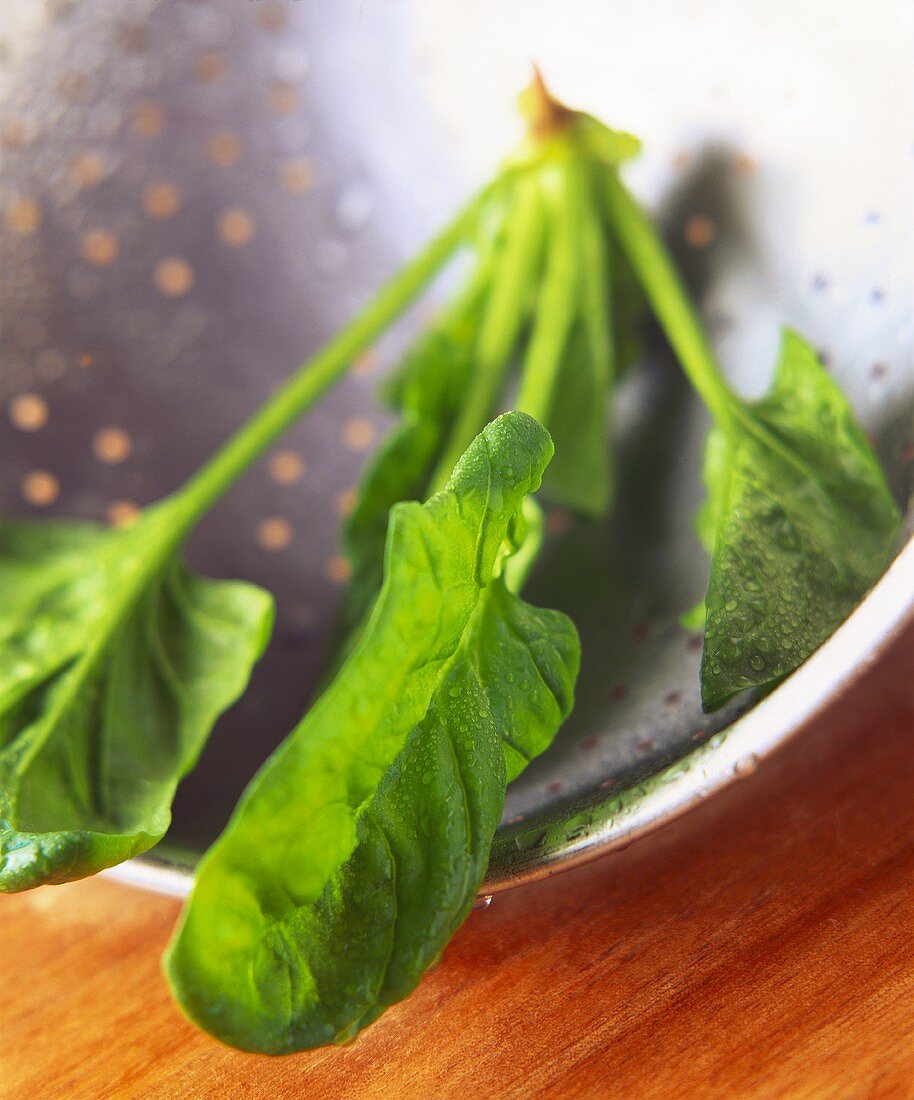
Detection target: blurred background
<box><xmin>1</xmin><ymin>0</ymin><xmax>912</xmax><ymax>862</ymax></box>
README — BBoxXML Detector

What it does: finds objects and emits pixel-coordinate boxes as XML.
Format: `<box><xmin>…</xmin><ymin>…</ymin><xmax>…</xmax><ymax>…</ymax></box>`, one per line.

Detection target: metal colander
<box><xmin>1</xmin><ymin>0</ymin><xmax>912</xmax><ymax>894</ymax></box>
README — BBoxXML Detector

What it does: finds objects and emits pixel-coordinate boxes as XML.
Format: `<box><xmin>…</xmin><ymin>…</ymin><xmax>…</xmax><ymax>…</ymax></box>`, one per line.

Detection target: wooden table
<box><xmin>3</xmin><ymin>620</ymin><xmax>913</xmax><ymax>1099</ymax></box>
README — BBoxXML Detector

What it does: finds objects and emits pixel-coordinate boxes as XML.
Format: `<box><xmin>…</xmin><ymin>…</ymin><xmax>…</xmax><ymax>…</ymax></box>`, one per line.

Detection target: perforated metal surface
<box><xmin>1</xmin><ymin>0</ymin><xmax>912</xmax><ymax>891</ymax></box>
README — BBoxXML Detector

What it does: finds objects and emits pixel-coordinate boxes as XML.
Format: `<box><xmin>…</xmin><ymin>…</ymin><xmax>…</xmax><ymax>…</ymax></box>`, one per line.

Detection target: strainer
<box><xmin>1</xmin><ymin>0</ymin><xmax>912</xmax><ymax>897</ymax></box>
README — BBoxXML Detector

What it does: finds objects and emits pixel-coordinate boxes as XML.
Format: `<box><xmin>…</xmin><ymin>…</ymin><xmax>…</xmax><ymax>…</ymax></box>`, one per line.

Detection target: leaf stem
<box><xmin>578</xmin><ymin>164</ymin><xmax>614</xmax><ymax>394</ymax></box>
<box><xmin>428</xmin><ymin>178</ymin><xmax>547</xmax><ymax>494</ymax></box>
<box><xmin>515</xmin><ymin>162</ymin><xmax>582</xmax><ymax>423</ymax></box>
<box><xmin>601</xmin><ymin>171</ymin><xmax>734</xmax><ymax>425</ymax></box>
<box><xmin>174</xmin><ymin>183</ymin><xmax>496</xmax><ymax>529</ymax></box>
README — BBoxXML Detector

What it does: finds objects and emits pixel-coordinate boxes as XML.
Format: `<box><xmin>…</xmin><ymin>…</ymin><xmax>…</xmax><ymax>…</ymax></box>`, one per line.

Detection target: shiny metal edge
<box><xmin>105</xmin><ymin>532</ymin><xmax>914</xmax><ymax>901</ymax></box>
<box><xmin>486</xmin><ymin>531</ymin><xmax>914</xmax><ymax>891</ymax></box>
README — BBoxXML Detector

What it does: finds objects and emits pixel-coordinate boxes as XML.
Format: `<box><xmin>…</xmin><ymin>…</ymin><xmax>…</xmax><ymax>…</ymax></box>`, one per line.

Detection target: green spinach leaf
<box><xmin>603</xmin><ymin>167</ymin><xmax>901</xmax><ymax>709</ymax></box>
<box><xmin>165</xmin><ymin>413</ymin><xmax>579</xmax><ymax>1052</ymax></box>
<box><xmin>695</xmin><ymin>330</ymin><xmax>901</xmax><ymax>709</ymax></box>
<box><xmin>0</xmin><ymin>179</ymin><xmax>494</xmax><ymax>890</ymax></box>
<box><xmin>340</xmin><ymin>90</ymin><xmax>642</xmax><ymax>643</ymax></box>
<box><xmin>0</xmin><ymin>506</ymin><xmax>273</xmax><ymax>890</ymax></box>
<box><xmin>337</xmin><ymin>274</ymin><xmax>489</xmax><ymax>643</ymax></box>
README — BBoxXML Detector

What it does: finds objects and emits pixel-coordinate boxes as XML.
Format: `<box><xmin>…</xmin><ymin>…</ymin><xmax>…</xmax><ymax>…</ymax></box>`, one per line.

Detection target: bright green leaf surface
<box><xmin>341</xmin><ymin>121</ymin><xmax>644</xmax><ymax>643</ymax></box>
<box><xmin>165</xmin><ymin>413</ymin><xmax>579</xmax><ymax>1052</ymax></box>
<box><xmin>602</xmin><ymin>172</ymin><xmax>901</xmax><ymax>711</ymax></box>
<box><xmin>338</xmin><ymin>283</ymin><xmax>486</xmax><ymax>643</ymax></box>
<box><xmin>698</xmin><ymin>330</ymin><xmax>901</xmax><ymax>710</ymax></box>
<box><xmin>0</xmin><ymin>505</ymin><xmax>273</xmax><ymax>890</ymax></box>
<box><xmin>0</xmin><ymin>166</ymin><xmax>494</xmax><ymax>892</ymax></box>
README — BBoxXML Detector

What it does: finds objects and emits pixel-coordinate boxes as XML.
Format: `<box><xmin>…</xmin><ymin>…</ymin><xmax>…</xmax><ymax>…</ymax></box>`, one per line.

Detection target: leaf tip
<box><xmin>518</xmin><ymin>65</ymin><xmax>574</xmax><ymax>139</ymax></box>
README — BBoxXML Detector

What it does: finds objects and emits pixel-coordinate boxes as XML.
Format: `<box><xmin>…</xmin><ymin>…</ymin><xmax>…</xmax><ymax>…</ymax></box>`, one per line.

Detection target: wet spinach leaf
<box><xmin>694</xmin><ymin>330</ymin><xmax>901</xmax><ymax>709</ymax></box>
<box><xmin>340</xmin><ymin>99</ymin><xmax>642</xmax><ymax>643</ymax></box>
<box><xmin>165</xmin><ymin>413</ymin><xmax>579</xmax><ymax>1052</ymax></box>
<box><xmin>603</xmin><ymin>166</ymin><xmax>901</xmax><ymax>709</ymax></box>
<box><xmin>0</xmin><ymin>177</ymin><xmax>489</xmax><ymax>890</ymax></box>
<box><xmin>0</xmin><ymin>505</ymin><xmax>273</xmax><ymax>890</ymax></box>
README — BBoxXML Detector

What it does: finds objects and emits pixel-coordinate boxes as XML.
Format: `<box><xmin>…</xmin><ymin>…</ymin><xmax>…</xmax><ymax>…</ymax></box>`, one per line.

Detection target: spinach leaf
<box><xmin>603</xmin><ymin>170</ymin><xmax>902</xmax><ymax>710</ymax></box>
<box><xmin>0</xmin><ymin>506</ymin><xmax>273</xmax><ymax>890</ymax></box>
<box><xmin>533</xmin><ymin>160</ymin><xmax>614</xmax><ymax>513</ymax></box>
<box><xmin>0</xmin><ymin>181</ymin><xmax>493</xmax><ymax>890</ymax></box>
<box><xmin>337</xmin><ymin>273</ymin><xmax>489</xmax><ymax>643</ymax></box>
<box><xmin>695</xmin><ymin>330</ymin><xmax>901</xmax><ymax>709</ymax></box>
<box><xmin>339</xmin><ymin>174</ymin><xmax>549</xmax><ymax>643</ymax></box>
<box><xmin>165</xmin><ymin>413</ymin><xmax>579</xmax><ymax>1052</ymax></box>
<box><xmin>340</xmin><ymin>91</ymin><xmax>642</xmax><ymax>643</ymax></box>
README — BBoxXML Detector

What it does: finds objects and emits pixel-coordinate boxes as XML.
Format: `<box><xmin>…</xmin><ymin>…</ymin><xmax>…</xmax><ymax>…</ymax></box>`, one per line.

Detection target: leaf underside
<box><xmin>165</xmin><ymin>413</ymin><xmax>579</xmax><ymax>1053</ymax></box>
<box><xmin>0</xmin><ymin>511</ymin><xmax>274</xmax><ymax>890</ymax></box>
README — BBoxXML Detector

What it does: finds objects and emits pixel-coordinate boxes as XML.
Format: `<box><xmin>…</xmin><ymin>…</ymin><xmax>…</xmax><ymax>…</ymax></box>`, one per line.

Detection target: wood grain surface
<box><xmin>2</xmin><ymin>618</ymin><xmax>913</xmax><ymax>1100</ymax></box>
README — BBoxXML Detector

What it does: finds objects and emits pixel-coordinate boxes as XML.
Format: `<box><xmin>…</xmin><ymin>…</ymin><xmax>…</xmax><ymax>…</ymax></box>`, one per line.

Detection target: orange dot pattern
<box><xmin>325</xmin><ymin>555</ymin><xmax>352</xmax><ymax>584</ymax></box>
<box><xmin>142</xmin><ymin>181</ymin><xmax>182</xmax><ymax>219</ymax></box>
<box><xmin>115</xmin><ymin>22</ymin><xmax>150</xmax><ymax>54</ymax></box>
<box><xmin>256</xmin><ymin>3</ymin><xmax>288</xmax><ymax>33</ymax></box>
<box><xmin>733</xmin><ymin>152</ymin><xmax>758</xmax><ymax>176</ymax></box>
<box><xmin>335</xmin><ymin>488</ymin><xmax>357</xmax><ymax>518</ymax></box>
<box><xmin>92</xmin><ymin>426</ymin><xmax>133</xmax><ymax>465</ymax></box>
<box><xmin>70</xmin><ymin>153</ymin><xmax>105</xmax><ymax>189</ymax></box>
<box><xmin>342</xmin><ymin>417</ymin><xmax>376</xmax><ymax>451</ymax></box>
<box><xmin>106</xmin><ymin>500</ymin><xmax>141</xmax><ymax>528</ymax></box>
<box><xmin>57</xmin><ymin>70</ymin><xmax>91</xmax><ymax>104</ymax></box>
<box><xmin>684</xmin><ymin>215</ymin><xmax>716</xmax><ymax>249</ymax></box>
<box><xmin>280</xmin><ymin>158</ymin><xmax>314</xmax><ymax>194</ymax></box>
<box><xmin>4</xmin><ymin>33</ymin><xmax>377</xmax><ymax>616</ymax></box>
<box><xmin>81</xmin><ymin>229</ymin><xmax>119</xmax><ymax>266</ymax></box>
<box><xmin>193</xmin><ymin>52</ymin><xmax>228</xmax><ymax>83</ymax></box>
<box><xmin>257</xmin><ymin>517</ymin><xmax>293</xmax><ymax>551</ymax></box>
<box><xmin>130</xmin><ymin>101</ymin><xmax>165</xmax><ymax>137</ymax></box>
<box><xmin>7</xmin><ymin>197</ymin><xmax>41</xmax><ymax>235</ymax></box>
<box><xmin>207</xmin><ymin>130</ymin><xmax>243</xmax><ymax>167</ymax></box>
<box><xmin>269</xmin><ymin>451</ymin><xmax>306</xmax><ymax>485</ymax></box>
<box><xmin>546</xmin><ymin>509</ymin><xmax>573</xmax><ymax>536</ymax></box>
<box><xmin>1</xmin><ymin>119</ymin><xmax>28</xmax><ymax>149</ymax></box>
<box><xmin>269</xmin><ymin>83</ymin><xmax>300</xmax><ymax>115</ymax></box>
<box><xmin>9</xmin><ymin>394</ymin><xmax>49</xmax><ymax>431</ymax></box>
<box><xmin>21</xmin><ymin>471</ymin><xmax>59</xmax><ymax>506</ymax></box>
<box><xmin>352</xmin><ymin>349</ymin><xmax>378</xmax><ymax>377</ymax></box>
<box><xmin>154</xmin><ymin>257</ymin><xmax>194</xmax><ymax>297</ymax></box>
<box><xmin>217</xmin><ymin>208</ymin><xmax>255</xmax><ymax>246</ymax></box>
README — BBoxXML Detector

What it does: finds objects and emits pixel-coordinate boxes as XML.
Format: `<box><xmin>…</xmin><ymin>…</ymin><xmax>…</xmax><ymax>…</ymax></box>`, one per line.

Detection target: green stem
<box><xmin>429</xmin><ymin>177</ymin><xmax>547</xmax><ymax>493</ymax></box>
<box><xmin>174</xmin><ymin>182</ymin><xmax>496</xmax><ymax>528</ymax></box>
<box><xmin>602</xmin><ymin>171</ymin><xmax>734</xmax><ymax>425</ymax></box>
<box><xmin>503</xmin><ymin>497</ymin><xmax>544</xmax><ymax>594</ymax></box>
<box><xmin>515</xmin><ymin>162</ymin><xmax>582</xmax><ymax>423</ymax></box>
<box><xmin>578</xmin><ymin>163</ymin><xmax>614</xmax><ymax>394</ymax></box>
